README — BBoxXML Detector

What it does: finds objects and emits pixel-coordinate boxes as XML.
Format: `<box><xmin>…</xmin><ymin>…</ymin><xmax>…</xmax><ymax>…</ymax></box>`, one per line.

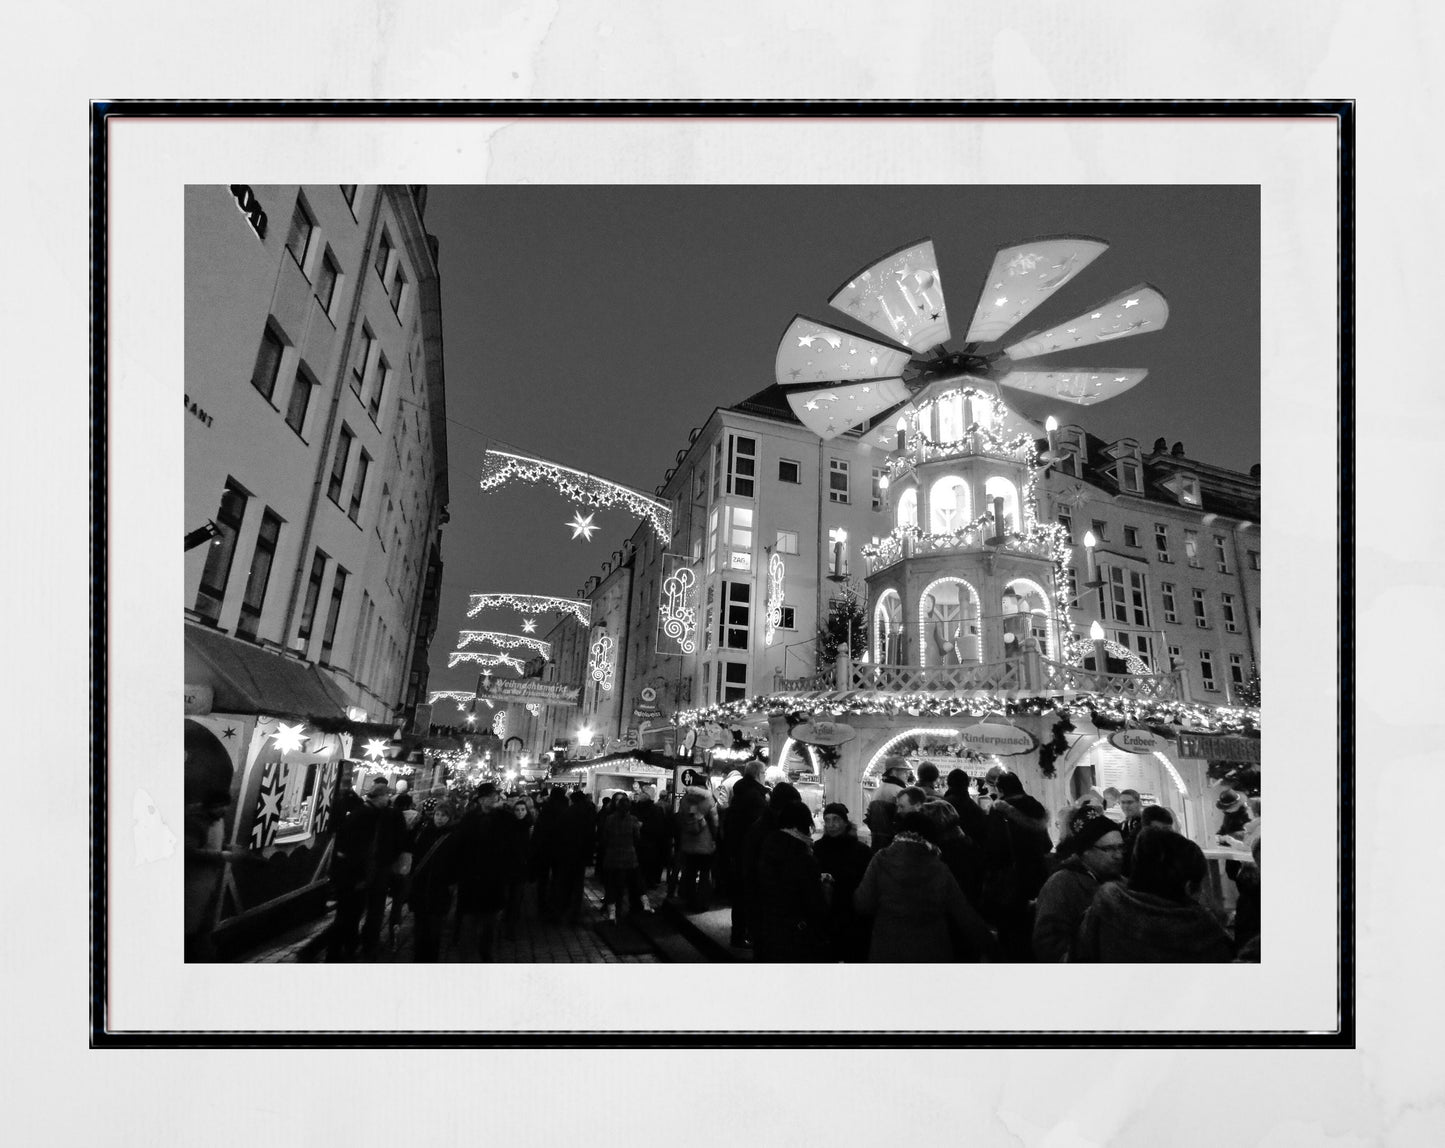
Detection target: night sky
<box><xmin>422</xmin><ymin>184</ymin><xmax>1259</xmax><ymax>697</ymax></box>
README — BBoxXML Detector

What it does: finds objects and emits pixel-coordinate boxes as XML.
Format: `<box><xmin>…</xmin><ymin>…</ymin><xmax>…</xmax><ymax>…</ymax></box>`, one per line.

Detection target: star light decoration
<box><xmin>521</xmin><ymin>618</ymin><xmax>537</xmax><ymax>633</ymax></box>
<box><xmin>363</xmin><ymin>738</ymin><xmax>390</xmax><ymax>760</ymax></box>
<box><xmin>456</xmin><ymin>630</ymin><xmax>552</xmax><ymax>657</ymax></box>
<box><xmin>467</xmin><ymin>593</ymin><xmax>592</xmax><ymax>627</ymax></box>
<box><xmin>479</xmin><ymin>448</ymin><xmax>673</xmax><ymax>541</ymax></box>
<box><xmin>270</xmin><ymin>722</ymin><xmax>308</xmax><ymax>755</ymax></box>
<box><xmin>447</xmin><ymin>650</ymin><xmax>527</xmax><ymax>673</ymax></box>
<box><xmin>567</xmin><ymin>511</ymin><xmax>599</xmax><ymax>542</ymax></box>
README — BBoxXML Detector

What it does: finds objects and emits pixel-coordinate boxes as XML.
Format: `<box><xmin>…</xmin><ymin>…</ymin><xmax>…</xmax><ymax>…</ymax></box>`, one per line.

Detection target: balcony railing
<box><xmin>884</xmin><ymin>434</ymin><xmax>1035</xmax><ymax>482</ymax></box>
<box><xmin>850</xmin><ymin>660</ymin><xmax>1025</xmax><ymax>692</ymax></box>
<box><xmin>864</xmin><ymin>527</ymin><xmax>1054</xmax><ymax>575</ymax></box>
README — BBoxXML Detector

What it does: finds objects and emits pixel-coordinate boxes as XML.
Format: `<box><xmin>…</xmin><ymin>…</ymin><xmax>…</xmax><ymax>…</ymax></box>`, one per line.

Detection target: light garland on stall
<box><xmin>456</xmin><ymin>630</ymin><xmax>552</xmax><ymax>657</ymax></box>
<box><xmin>447</xmin><ymin>650</ymin><xmax>527</xmax><ymax>673</ymax></box>
<box><xmin>467</xmin><ymin>593</ymin><xmax>592</xmax><ymax>627</ymax></box>
<box><xmin>479</xmin><ymin>448</ymin><xmax>673</xmax><ymax>540</ymax></box>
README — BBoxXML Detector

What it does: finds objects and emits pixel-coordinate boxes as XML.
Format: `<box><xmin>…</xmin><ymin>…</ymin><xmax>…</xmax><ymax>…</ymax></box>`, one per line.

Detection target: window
<box><xmin>1065</xmin><ymin>566</ymin><xmax>1079</xmax><ymax>606</ymax></box>
<box><xmin>340</xmin><ymin>184</ymin><xmax>357</xmax><ymax>206</ymax></box>
<box><xmin>1184</xmin><ymin>529</ymin><xmax>1201</xmax><ymax>567</ymax></box>
<box><xmin>1229</xmin><ymin>653</ymin><xmax>1246</xmax><ymax>687</ymax></box>
<box><xmin>1107</xmin><ymin>566</ymin><xmax>1149</xmax><ymax>627</ymax></box>
<box><xmin>250</xmin><ymin>322</ymin><xmax>286</xmax><ymax>402</ymax></box>
<box><xmin>272</xmin><ymin>760</ymin><xmax>326</xmax><ymax>844</ymax></box>
<box><xmin>235</xmin><ymin>508</ymin><xmax>282</xmax><ymax>641</ymax></box>
<box><xmin>1161</xmin><ymin>582</ymin><xmax>1178</xmax><ymax>624</ymax></box>
<box><xmin>284</xmin><ymin>364</ymin><xmax>315</xmax><ymax>436</ymax></box>
<box><xmin>723</xmin><ymin>661</ymin><xmax>748</xmax><ymax>703</ymax></box>
<box><xmin>1057</xmin><ymin>506</ymin><xmax>1074</xmax><ymax>541</ymax></box>
<box><xmin>284</xmin><ymin>197</ymin><xmax>313</xmax><ymax>269</ymax></box>
<box><xmin>1123</xmin><ymin>525</ymin><xmax>1140</xmax><ymax>548</ymax></box>
<box><xmin>1248</xmin><ymin>549</ymin><xmax>1260</xmax><ymax>571</ymax></box>
<box><xmin>193</xmin><ymin>481</ymin><xmax>248</xmax><ymax>623</ymax></box>
<box><xmin>1154</xmin><ymin>523</ymin><xmax>1172</xmax><ymax>563</ymax></box>
<box><xmin>1091</xmin><ymin>519</ymin><xmax>1109</xmax><ymax>543</ymax></box>
<box><xmin>1199</xmin><ymin>650</ymin><xmax>1218</xmax><ymax>692</ymax></box>
<box><xmin>1119</xmin><ymin>461</ymin><xmax>1142</xmax><ymax>493</ymax></box>
<box><xmin>297</xmin><ymin>550</ymin><xmax>328</xmax><ymax>643</ymax></box>
<box><xmin>352</xmin><ymin>324</ymin><xmax>375</xmax><ymax>393</ymax></box>
<box><xmin>703</xmin><ymin>661</ymin><xmax>712</xmax><ymax>697</ymax></box>
<box><xmin>775</xmin><ymin>529</ymin><xmax>799</xmax><ymax>555</ymax></box>
<box><xmin>327</xmin><ymin>425</ymin><xmax>354</xmax><ymax>503</ymax></box>
<box><xmin>704</xmin><ymin>590</ymin><xmax>715</xmax><ymax>652</ymax></box>
<box><xmin>705</xmin><ymin>507</ymin><xmax>720</xmax><ymax>575</ymax></box>
<box><xmin>896</xmin><ymin>487</ymin><xmax>918</xmax><ymax>530</ymax></box>
<box><xmin>711</xmin><ymin>441</ymin><xmax>723</xmax><ymax>502</ymax></box>
<box><xmin>1179</xmin><ymin>476</ymin><xmax>1201</xmax><ymax>505</ymax></box>
<box><xmin>316</xmin><ymin>249</ymin><xmax>340</xmax><ymax>313</ymax></box>
<box><xmin>722</xmin><ymin>581</ymin><xmax>751</xmax><ymax>650</ymax></box>
<box><xmin>829</xmin><ymin>458</ymin><xmax>849</xmax><ymax>503</ymax></box>
<box><xmin>726</xmin><ymin>506</ymin><xmax>753</xmax><ymax>570</ymax></box>
<box><xmin>1113</xmin><ymin>629</ymin><xmax>1154</xmax><ymax>671</ymax></box>
<box><xmin>1214</xmin><ymin>535</ymin><xmax>1230</xmax><ymax>573</ymax></box>
<box><xmin>1167</xmin><ymin>644</ymin><xmax>1183</xmax><ymax>670</ymax></box>
<box><xmin>779</xmin><ymin>606</ymin><xmax>797</xmax><ymax>630</ymax></box>
<box><xmin>348</xmin><ymin>451</ymin><xmax>371</xmax><ymax>522</ymax></box>
<box><xmin>1221</xmin><ymin>592</ymin><xmax>1239</xmax><ymax>632</ymax></box>
<box><xmin>319</xmin><ymin>566</ymin><xmax>348</xmax><ymax>663</ymax></box>
<box><xmin>374</xmin><ymin>229</ymin><xmax>392</xmax><ymax>280</ymax></box>
<box><xmin>368</xmin><ymin>355</ymin><xmax>390</xmax><ymax>421</ymax></box>
<box><xmin>692</xmin><ymin>467</ymin><xmax>707</xmax><ymax>502</ymax></box>
<box><xmin>871</xmin><ymin>468</ymin><xmax>885</xmax><ymax>511</ymax></box>
<box><xmin>726</xmin><ymin>435</ymin><xmax>757</xmax><ymax>498</ymax></box>
<box><xmin>1192</xmin><ymin>587</ymin><xmax>1209</xmax><ymax>628</ymax></box>
<box><xmin>778</xmin><ymin>458</ymin><xmax>800</xmax><ymax>484</ymax></box>
<box><xmin>388</xmin><ymin>262</ymin><xmax>408</xmax><ymax>315</ymax></box>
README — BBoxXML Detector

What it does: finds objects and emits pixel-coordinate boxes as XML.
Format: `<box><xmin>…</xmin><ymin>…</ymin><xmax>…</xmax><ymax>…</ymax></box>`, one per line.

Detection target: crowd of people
<box><xmin>309</xmin><ymin>758</ymin><xmax>1260</xmax><ymax>965</ymax></box>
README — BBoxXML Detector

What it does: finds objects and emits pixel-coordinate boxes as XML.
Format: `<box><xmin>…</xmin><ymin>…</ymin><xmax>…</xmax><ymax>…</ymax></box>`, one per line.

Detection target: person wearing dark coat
<box><xmin>530</xmin><ymin>788</ymin><xmax>568</xmax><ymax>918</ymax></box>
<box><xmin>358</xmin><ymin>782</ymin><xmax>408</xmax><ymax>956</ymax></box>
<box><xmin>944</xmin><ymin>767</ymin><xmax>990</xmax><ymax>847</ymax></box>
<box><xmin>454</xmin><ymin>783</ymin><xmax>510</xmax><ymax>961</ymax></box>
<box><xmin>920</xmin><ymin>798</ymin><xmax>986</xmax><ymax>909</ymax></box>
<box><xmin>1032</xmin><ymin>807</ymin><xmax>1125</xmax><ymax>962</ymax></box>
<box><xmin>326</xmin><ymin>778</ymin><xmax>397</xmax><ymax>961</ymax></box>
<box><xmin>598</xmin><ymin>794</ymin><xmax>644</xmax><ymax>920</ymax></box>
<box><xmin>722</xmin><ymin>761</ymin><xmax>769</xmax><ymax>947</ymax></box>
<box><xmin>812</xmin><ymin>802</ymin><xmax>873</xmax><ymax>962</ymax></box>
<box><xmin>554</xmin><ymin>791</ymin><xmax>597</xmax><ymax>923</ymax></box>
<box><xmin>675</xmin><ymin>786</ymin><xmax>719</xmax><ymax>912</ymax></box>
<box><xmin>1073</xmin><ymin>827</ymin><xmax>1236</xmax><ymax>962</ymax></box>
<box><xmin>498</xmin><ymin>796</ymin><xmax>534</xmax><ymax>937</ymax></box>
<box><xmin>980</xmin><ymin>771</ymin><xmax>1054</xmax><ymax>962</ymax></box>
<box><xmin>853</xmin><ymin>813</ymin><xmax>996</xmax><ymax>962</ymax></box>
<box><xmin>753</xmin><ymin>803</ymin><xmax>829</xmax><ymax>962</ymax></box>
<box><xmin>406</xmin><ymin>798</ymin><xmax>463</xmax><ymax>962</ymax></box>
<box><xmin>864</xmin><ymin>760</ymin><xmax>910</xmax><ymax>853</ymax></box>
<box><xmin>631</xmin><ymin>783</ymin><xmax>673</xmax><ymax>911</ymax></box>
<box><xmin>740</xmin><ymin>784</ymin><xmax>812</xmax><ymax>941</ymax></box>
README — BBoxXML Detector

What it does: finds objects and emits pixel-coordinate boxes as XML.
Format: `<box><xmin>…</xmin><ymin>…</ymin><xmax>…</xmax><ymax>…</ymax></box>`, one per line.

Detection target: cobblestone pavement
<box><xmin>246</xmin><ymin>875</ymin><xmax>665</xmax><ymax>964</ymax></box>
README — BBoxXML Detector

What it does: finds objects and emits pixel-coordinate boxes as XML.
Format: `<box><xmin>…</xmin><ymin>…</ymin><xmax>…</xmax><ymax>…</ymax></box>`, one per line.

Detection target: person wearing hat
<box><xmin>812</xmin><ymin>802</ymin><xmax>873</xmax><ymax>961</ymax></box>
<box><xmin>1031</xmin><ymin>806</ymin><xmax>1127</xmax><ymax>962</ymax></box>
<box><xmin>406</xmin><ymin>797</ymin><xmax>463</xmax><ymax>962</ymax></box>
<box><xmin>864</xmin><ymin>756</ymin><xmax>911</xmax><ymax>854</ymax></box>
<box><xmin>1215</xmin><ymin>788</ymin><xmax>1253</xmax><ymax>885</ymax></box>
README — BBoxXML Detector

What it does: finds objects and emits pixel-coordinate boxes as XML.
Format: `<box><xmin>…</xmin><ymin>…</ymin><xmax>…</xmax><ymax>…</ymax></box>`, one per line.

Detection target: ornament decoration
<box><xmin>447</xmin><ymin>650</ymin><xmax>527</xmax><ymax>673</ymax></box>
<box><xmin>521</xmin><ymin>618</ymin><xmax>538</xmax><ymax>633</ymax></box>
<box><xmin>479</xmin><ymin>448</ymin><xmax>673</xmax><ymax>540</ymax></box>
<box><xmin>659</xmin><ymin>563</ymin><xmax>698</xmax><ymax>655</ymax></box>
<box><xmin>456</xmin><ymin>630</ymin><xmax>552</xmax><ymax>657</ymax></box>
<box><xmin>567</xmin><ymin>511</ymin><xmax>599</xmax><ymax>542</ymax></box>
<box><xmin>493</xmin><ymin>710</ymin><xmax>509</xmax><ymax>739</ymax></box>
<box><xmin>588</xmin><ymin>631</ymin><xmax>616</xmax><ymax>691</ymax></box>
<box><xmin>764</xmin><ymin>552</ymin><xmax>785</xmax><ymax>647</ymax></box>
<box><xmin>270</xmin><ymin>722</ymin><xmax>308</xmax><ymax>755</ymax></box>
<box><xmin>526</xmin><ymin>703</ymin><xmax>541</xmax><ymax>717</ymax></box>
<box><xmin>362</xmin><ymin>738</ymin><xmax>390</xmax><ymax>761</ymax></box>
<box><xmin>467</xmin><ymin>593</ymin><xmax>592</xmax><ymax>627</ymax></box>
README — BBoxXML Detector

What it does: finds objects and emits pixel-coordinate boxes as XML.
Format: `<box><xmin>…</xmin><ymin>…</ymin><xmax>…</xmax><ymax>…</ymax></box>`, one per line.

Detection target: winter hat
<box><xmin>474</xmin><ymin>781</ymin><xmax>499</xmax><ymax>799</ymax></box>
<box><xmin>1215</xmin><ymin>789</ymin><xmax>1244</xmax><ymax>811</ymax></box>
<box><xmin>822</xmin><ymin>802</ymin><xmax>850</xmax><ymax>821</ymax></box>
<box><xmin>421</xmin><ymin>797</ymin><xmax>439</xmax><ymax>816</ymax></box>
<box><xmin>777</xmin><ymin>802</ymin><xmax>813</xmax><ymax>834</ymax></box>
<box><xmin>769</xmin><ymin>781</ymin><xmax>802</xmax><ymax>808</ymax></box>
<box><xmin>1059</xmin><ymin>806</ymin><xmax>1120</xmax><ymax>856</ymax></box>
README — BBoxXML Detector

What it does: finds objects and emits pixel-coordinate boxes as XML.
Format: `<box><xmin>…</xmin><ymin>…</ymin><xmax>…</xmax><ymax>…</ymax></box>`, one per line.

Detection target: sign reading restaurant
<box><xmin>1175</xmin><ymin>732</ymin><xmax>1261</xmax><ymax>763</ymax></box>
<box><xmin>958</xmin><ymin>721</ymin><xmax>1039</xmax><ymax>757</ymax></box>
<box><xmin>477</xmin><ymin>678</ymin><xmax>582</xmax><ymax>707</ymax></box>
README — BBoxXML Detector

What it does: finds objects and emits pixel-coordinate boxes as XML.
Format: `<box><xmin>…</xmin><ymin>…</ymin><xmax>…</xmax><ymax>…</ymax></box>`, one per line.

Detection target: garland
<box><xmin>467</xmin><ymin>593</ymin><xmax>592</xmax><ymax>626</ymax></box>
<box><xmin>456</xmin><ymin>630</ymin><xmax>552</xmax><ymax>657</ymax></box>
<box><xmin>479</xmin><ymin>448</ymin><xmax>673</xmax><ymax>540</ymax></box>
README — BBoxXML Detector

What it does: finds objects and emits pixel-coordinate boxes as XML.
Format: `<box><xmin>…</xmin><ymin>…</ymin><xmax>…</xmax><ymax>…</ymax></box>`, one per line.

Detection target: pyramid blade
<box><xmin>827</xmin><ymin>239</ymin><xmax>950</xmax><ymax>352</ymax></box>
<box><xmin>962</xmin><ymin>236</ymin><xmax>1109</xmax><ymax>344</ymax></box>
<box><xmin>785</xmin><ymin>379</ymin><xmax>912</xmax><ymax>441</ymax></box>
<box><xmin>998</xmin><ymin>367</ymin><xmax>1149</xmax><ymax>405</ymax></box>
<box><xmin>1003</xmin><ymin>284</ymin><xmax>1169</xmax><ymax>360</ymax></box>
<box><xmin>774</xmin><ymin>315</ymin><xmax>913</xmax><ymax>388</ymax></box>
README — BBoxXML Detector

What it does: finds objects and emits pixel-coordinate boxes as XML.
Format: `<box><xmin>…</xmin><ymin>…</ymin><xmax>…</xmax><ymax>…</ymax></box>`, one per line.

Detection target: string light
<box><xmin>447</xmin><ymin>651</ymin><xmax>527</xmax><ymax>672</ymax></box>
<box><xmin>479</xmin><ymin>448</ymin><xmax>673</xmax><ymax>540</ymax></box>
<box><xmin>467</xmin><ymin>593</ymin><xmax>592</xmax><ymax>627</ymax></box>
<box><xmin>456</xmin><ymin>630</ymin><xmax>552</xmax><ymax>657</ymax></box>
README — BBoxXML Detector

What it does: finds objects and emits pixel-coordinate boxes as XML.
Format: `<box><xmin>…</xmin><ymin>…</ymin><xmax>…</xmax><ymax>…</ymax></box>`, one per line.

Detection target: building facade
<box><xmin>183</xmin><ymin>183</ymin><xmax>448</xmax><ymax>954</ymax></box>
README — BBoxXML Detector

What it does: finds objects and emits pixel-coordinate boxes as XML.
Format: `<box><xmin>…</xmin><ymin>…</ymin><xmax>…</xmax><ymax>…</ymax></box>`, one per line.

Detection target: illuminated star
<box><xmin>797</xmin><ymin>334</ymin><xmax>817</xmax><ymax>348</ymax></box>
<box><xmin>363</xmin><ymin>738</ymin><xmax>389</xmax><ymax>760</ymax></box>
<box><xmin>1123</xmin><ymin>298</ymin><xmax>1139</xmax><ymax>308</ymax></box>
<box><xmin>567</xmin><ymin>512</ymin><xmax>598</xmax><ymax>541</ymax></box>
<box><xmin>521</xmin><ymin>618</ymin><xmax>537</xmax><ymax>633</ymax></box>
<box><xmin>804</xmin><ymin>399</ymin><xmax>820</xmax><ymax>411</ymax></box>
<box><xmin>271</xmin><ymin>722</ymin><xmax>308</xmax><ymax>754</ymax></box>
<box><xmin>221</xmin><ymin>726</ymin><xmax>236</xmax><ymax>740</ymax></box>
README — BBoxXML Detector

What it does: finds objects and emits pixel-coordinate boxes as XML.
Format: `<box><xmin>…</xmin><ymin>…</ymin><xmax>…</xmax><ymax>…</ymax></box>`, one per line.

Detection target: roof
<box><xmin>185</xmin><ymin>623</ymin><xmax>352</xmax><ymax>720</ymax></box>
<box><xmin>729</xmin><ymin>383</ymin><xmax>802</xmax><ymax>423</ymax></box>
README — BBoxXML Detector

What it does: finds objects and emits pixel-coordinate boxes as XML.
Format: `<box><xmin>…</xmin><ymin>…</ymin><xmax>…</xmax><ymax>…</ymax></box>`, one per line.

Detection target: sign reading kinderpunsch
<box><xmin>958</xmin><ymin>722</ymin><xmax>1039</xmax><ymax>757</ymax></box>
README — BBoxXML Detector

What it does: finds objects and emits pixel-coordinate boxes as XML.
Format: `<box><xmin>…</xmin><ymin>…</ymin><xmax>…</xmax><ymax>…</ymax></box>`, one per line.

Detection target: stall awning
<box><xmin>185</xmin><ymin>623</ymin><xmax>351</xmax><ymax>720</ymax></box>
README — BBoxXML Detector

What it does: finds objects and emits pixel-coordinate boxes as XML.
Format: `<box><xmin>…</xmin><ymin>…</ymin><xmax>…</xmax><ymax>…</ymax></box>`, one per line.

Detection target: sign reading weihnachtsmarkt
<box><xmin>477</xmin><ymin>678</ymin><xmax>582</xmax><ymax>707</ymax></box>
<box><xmin>1175</xmin><ymin>733</ymin><xmax>1261</xmax><ymax>763</ymax></box>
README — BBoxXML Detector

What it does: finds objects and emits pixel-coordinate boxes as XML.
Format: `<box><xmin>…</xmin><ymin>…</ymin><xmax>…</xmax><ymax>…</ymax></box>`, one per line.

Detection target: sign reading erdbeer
<box><xmin>1109</xmin><ymin>729</ymin><xmax>1166</xmax><ymax>755</ymax></box>
<box><xmin>1175</xmin><ymin>733</ymin><xmax>1261</xmax><ymax>763</ymax></box>
<box><xmin>958</xmin><ymin>722</ymin><xmax>1039</xmax><ymax>757</ymax></box>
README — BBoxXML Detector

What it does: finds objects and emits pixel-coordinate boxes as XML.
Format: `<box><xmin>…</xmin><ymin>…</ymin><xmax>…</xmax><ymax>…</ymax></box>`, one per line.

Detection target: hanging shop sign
<box><xmin>183</xmin><ymin>684</ymin><xmax>214</xmax><ymax>716</ymax></box>
<box><xmin>789</xmin><ymin>719</ymin><xmax>857</xmax><ymax>748</ymax></box>
<box><xmin>477</xmin><ymin>678</ymin><xmax>581</xmax><ymax>707</ymax></box>
<box><xmin>1175</xmin><ymin>733</ymin><xmax>1261</xmax><ymax>763</ymax></box>
<box><xmin>958</xmin><ymin>722</ymin><xmax>1040</xmax><ymax>757</ymax></box>
<box><xmin>633</xmin><ymin>685</ymin><xmax>664</xmax><ymax>724</ymax></box>
<box><xmin>1110</xmin><ymin>729</ymin><xmax>1167</xmax><ymax>755</ymax></box>
<box><xmin>677</xmin><ymin>767</ymin><xmax>708</xmax><ymax>789</ymax></box>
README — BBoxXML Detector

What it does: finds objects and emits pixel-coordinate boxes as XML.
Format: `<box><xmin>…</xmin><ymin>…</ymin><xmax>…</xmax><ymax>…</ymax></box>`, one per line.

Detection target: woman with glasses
<box><xmin>1032</xmin><ymin>806</ymin><xmax>1126</xmax><ymax>962</ymax></box>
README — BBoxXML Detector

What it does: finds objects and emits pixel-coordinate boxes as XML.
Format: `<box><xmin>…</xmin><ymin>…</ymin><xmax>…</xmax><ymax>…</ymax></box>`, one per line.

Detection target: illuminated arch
<box><xmin>873</xmin><ymin>589</ymin><xmax>903</xmax><ymax>664</ymax></box>
<box><xmin>863</xmin><ymin>728</ymin><xmax>1003</xmax><ymax>780</ymax></box>
<box><xmin>928</xmin><ymin>475</ymin><xmax>972</xmax><ymax>533</ymax></box>
<box><xmin>984</xmin><ymin>475</ymin><xmax>1020</xmax><ymax>533</ymax></box>
<box><xmin>895</xmin><ymin>487</ymin><xmax>918</xmax><ymax>530</ymax></box>
<box><xmin>779</xmin><ymin>737</ymin><xmax>823</xmax><ymax>777</ymax></box>
<box><xmin>1002</xmin><ymin>576</ymin><xmax>1056</xmax><ymax>659</ymax></box>
<box><xmin>1152</xmin><ymin>750</ymin><xmax>1188</xmax><ymax>796</ymax></box>
<box><xmin>918</xmin><ymin>576</ymin><xmax>983</xmax><ymax>666</ymax></box>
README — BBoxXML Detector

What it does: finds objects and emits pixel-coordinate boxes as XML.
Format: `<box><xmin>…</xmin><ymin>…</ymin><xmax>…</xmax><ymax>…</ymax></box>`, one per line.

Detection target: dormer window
<box><xmin>1178</xmin><ymin>475</ymin><xmax>1201</xmax><ymax>505</ymax></box>
<box><xmin>1118</xmin><ymin>461</ymin><xmax>1142</xmax><ymax>493</ymax></box>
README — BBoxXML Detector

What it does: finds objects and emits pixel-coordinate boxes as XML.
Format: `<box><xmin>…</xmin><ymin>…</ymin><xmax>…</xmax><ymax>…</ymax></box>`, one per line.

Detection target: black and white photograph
<box><xmin>180</xmin><ymin>183</ymin><xmax>1266</xmax><ymax>973</ymax></box>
